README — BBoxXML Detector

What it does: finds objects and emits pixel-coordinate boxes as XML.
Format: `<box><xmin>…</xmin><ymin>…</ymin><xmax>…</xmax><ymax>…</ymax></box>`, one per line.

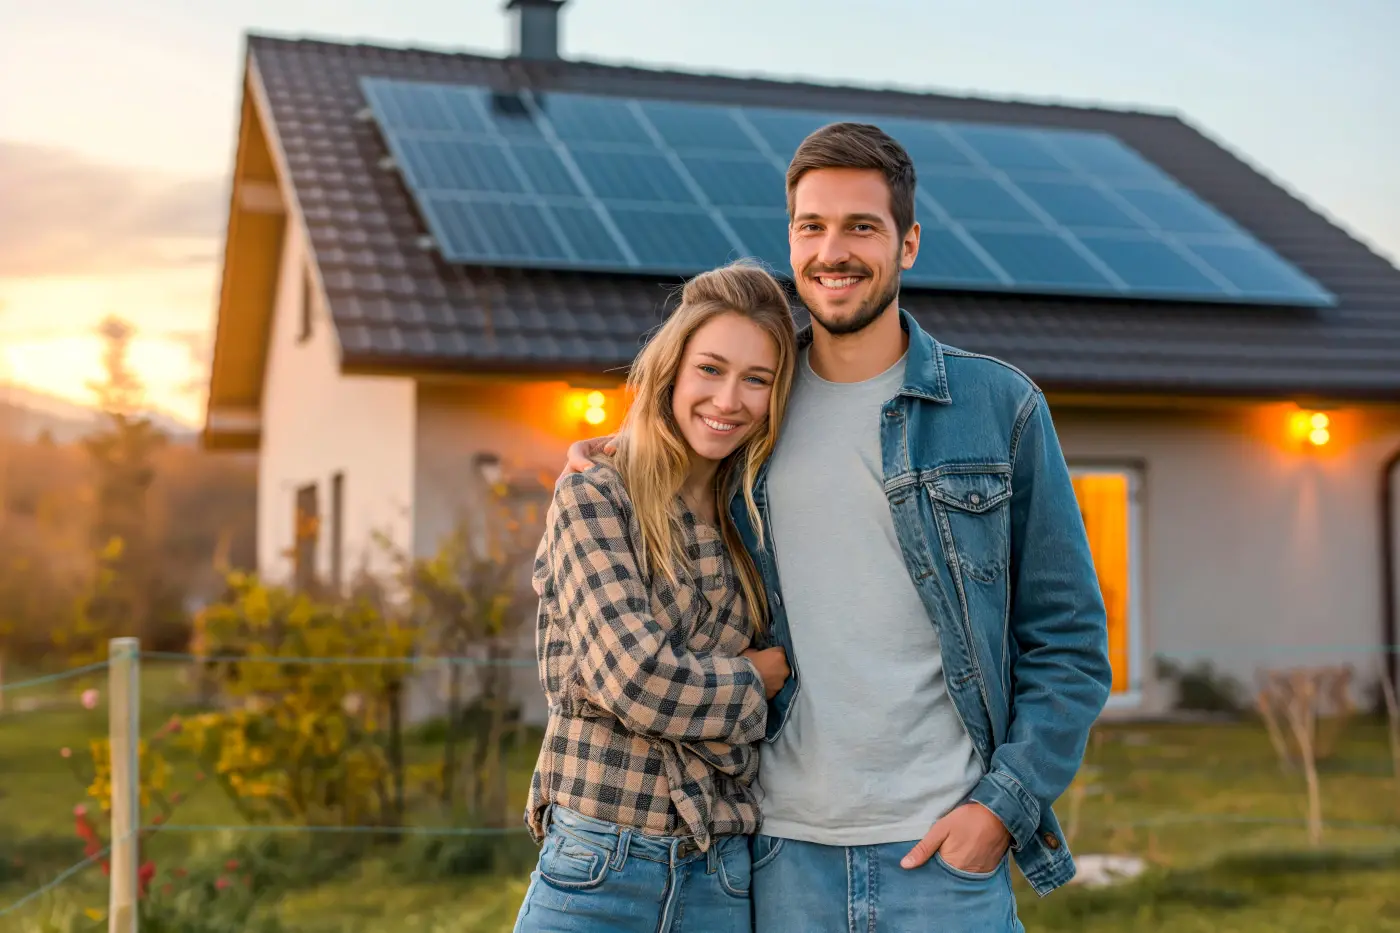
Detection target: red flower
<box><xmin>215</xmin><ymin>877</ymin><xmax>230</xmax><ymax>891</ymax></box>
<box><xmin>224</xmin><ymin>860</ymin><xmax>240</xmax><ymax>872</ymax></box>
<box><xmin>138</xmin><ymin>861</ymin><xmax>156</xmax><ymax>896</ymax></box>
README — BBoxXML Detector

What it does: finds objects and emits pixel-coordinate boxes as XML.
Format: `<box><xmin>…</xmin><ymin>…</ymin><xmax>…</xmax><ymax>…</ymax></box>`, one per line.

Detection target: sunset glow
<box><xmin>1</xmin><ymin>334</ymin><xmax>205</xmax><ymax>426</ymax></box>
<box><xmin>0</xmin><ymin>268</ymin><xmax>216</xmax><ymax>427</ymax></box>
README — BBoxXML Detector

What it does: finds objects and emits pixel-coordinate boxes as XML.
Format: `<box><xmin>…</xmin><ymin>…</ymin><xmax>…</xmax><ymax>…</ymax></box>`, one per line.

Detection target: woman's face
<box><xmin>670</xmin><ymin>311</ymin><xmax>779</xmax><ymax>464</ymax></box>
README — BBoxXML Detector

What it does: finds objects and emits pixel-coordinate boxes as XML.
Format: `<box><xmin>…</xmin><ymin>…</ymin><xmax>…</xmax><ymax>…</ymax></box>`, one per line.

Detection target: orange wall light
<box><xmin>1290</xmin><ymin>409</ymin><xmax>1332</xmax><ymax>447</ymax></box>
<box><xmin>566</xmin><ymin>389</ymin><xmax>611</xmax><ymax>428</ymax></box>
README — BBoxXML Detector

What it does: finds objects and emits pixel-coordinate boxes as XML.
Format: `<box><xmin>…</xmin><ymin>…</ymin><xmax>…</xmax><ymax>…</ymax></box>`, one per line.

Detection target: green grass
<box><xmin>4</xmin><ymin>666</ymin><xmax>1400</xmax><ymax>931</ymax></box>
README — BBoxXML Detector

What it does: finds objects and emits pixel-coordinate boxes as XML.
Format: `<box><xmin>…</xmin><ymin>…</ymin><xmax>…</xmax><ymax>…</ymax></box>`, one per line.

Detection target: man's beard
<box><xmin>798</xmin><ymin>263</ymin><xmax>901</xmax><ymax>338</ymax></box>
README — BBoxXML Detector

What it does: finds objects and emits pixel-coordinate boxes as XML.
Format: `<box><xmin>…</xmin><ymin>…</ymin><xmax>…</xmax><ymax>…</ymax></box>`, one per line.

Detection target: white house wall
<box><xmin>411</xmin><ymin>379</ymin><xmax>610</xmax><ymax>725</ymax></box>
<box><xmin>1053</xmin><ymin>401</ymin><xmax>1400</xmax><ymax>714</ymax></box>
<box><xmin>256</xmin><ymin>226</ymin><xmax>416</xmax><ymax>587</ymax></box>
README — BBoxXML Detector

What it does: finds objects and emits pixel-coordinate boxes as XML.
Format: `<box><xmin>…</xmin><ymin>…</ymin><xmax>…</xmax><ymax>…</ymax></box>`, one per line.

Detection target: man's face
<box><xmin>789</xmin><ymin>167</ymin><xmax>920</xmax><ymax>336</ymax></box>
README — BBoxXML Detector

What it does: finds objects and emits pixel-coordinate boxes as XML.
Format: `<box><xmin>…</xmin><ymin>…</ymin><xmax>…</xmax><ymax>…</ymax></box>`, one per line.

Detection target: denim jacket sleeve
<box><xmin>967</xmin><ymin>390</ymin><xmax>1113</xmax><ymax>850</ymax></box>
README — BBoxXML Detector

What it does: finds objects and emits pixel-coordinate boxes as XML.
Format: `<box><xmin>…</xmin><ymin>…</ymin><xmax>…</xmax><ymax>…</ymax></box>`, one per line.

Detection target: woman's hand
<box><xmin>561</xmin><ymin>436</ymin><xmax>617</xmax><ymax>477</ymax></box>
<box><xmin>741</xmin><ymin>647</ymin><xmax>790</xmax><ymax>699</ymax></box>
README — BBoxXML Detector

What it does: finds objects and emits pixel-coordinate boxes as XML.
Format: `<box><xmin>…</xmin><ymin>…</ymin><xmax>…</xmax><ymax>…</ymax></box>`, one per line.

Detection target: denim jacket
<box><xmin>728</xmin><ymin>310</ymin><xmax>1112</xmax><ymax>896</ymax></box>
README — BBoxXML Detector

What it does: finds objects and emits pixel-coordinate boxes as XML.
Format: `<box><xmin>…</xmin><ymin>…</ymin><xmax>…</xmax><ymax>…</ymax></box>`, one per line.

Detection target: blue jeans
<box><xmin>751</xmin><ymin>834</ymin><xmax>1025</xmax><ymax>932</ymax></box>
<box><xmin>513</xmin><ymin>806</ymin><xmax>752</xmax><ymax>933</ymax></box>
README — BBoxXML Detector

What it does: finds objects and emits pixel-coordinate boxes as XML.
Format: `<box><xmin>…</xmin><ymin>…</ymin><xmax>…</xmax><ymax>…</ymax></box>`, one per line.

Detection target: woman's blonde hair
<box><xmin>612</xmin><ymin>259</ymin><xmax>797</xmax><ymax>630</ymax></box>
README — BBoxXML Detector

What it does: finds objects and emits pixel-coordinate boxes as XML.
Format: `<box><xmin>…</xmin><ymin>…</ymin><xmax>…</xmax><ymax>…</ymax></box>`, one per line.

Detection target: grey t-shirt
<box><xmin>757</xmin><ymin>348</ymin><xmax>985</xmax><ymax>845</ymax></box>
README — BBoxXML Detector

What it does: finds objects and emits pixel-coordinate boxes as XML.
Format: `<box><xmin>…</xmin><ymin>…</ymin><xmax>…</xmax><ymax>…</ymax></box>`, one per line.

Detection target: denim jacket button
<box><xmin>1044</xmin><ymin>833</ymin><xmax>1060</xmax><ymax>850</ymax></box>
<box><xmin>969</xmin><ymin>493</ymin><xmax>981</xmax><ymax>506</ymax></box>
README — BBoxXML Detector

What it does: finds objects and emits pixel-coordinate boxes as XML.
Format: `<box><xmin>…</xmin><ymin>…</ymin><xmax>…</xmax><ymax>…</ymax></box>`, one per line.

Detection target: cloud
<box><xmin>0</xmin><ymin>141</ymin><xmax>226</xmax><ymax>278</ymax></box>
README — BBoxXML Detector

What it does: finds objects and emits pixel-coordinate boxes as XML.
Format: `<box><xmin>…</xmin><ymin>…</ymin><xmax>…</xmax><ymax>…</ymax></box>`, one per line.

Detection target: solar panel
<box><xmin>359</xmin><ymin>76</ymin><xmax>1336</xmax><ymax>308</ymax></box>
<box><xmin>954</xmin><ymin>126</ymin><xmax>1067</xmax><ymax>174</ymax></box>
<box><xmin>549</xmin><ymin>204</ymin><xmax>629</xmax><ymax>265</ymax></box>
<box><xmin>639</xmin><ymin>101</ymin><xmax>757</xmax><ymax>152</ymax></box>
<box><xmin>1015</xmin><ymin>180</ymin><xmax>1140</xmax><ymax>230</ymax></box>
<box><xmin>569</xmin><ymin>149</ymin><xmax>692</xmax><ymax>202</ymax></box>
<box><xmin>1043</xmin><ymin>133</ymin><xmax>1167</xmax><ymax>184</ymax></box>
<box><xmin>398</xmin><ymin>138</ymin><xmax>523</xmax><ymax>194</ymax></box>
<box><xmin>542</xmin><ymin>95</ymin><xmax>652</xmax><ymax>146</ymax></box>
<box><xmin>423</xmin><ymin>196</ymin><xmax>569</xmax><ymax>264</ymax></box>
<box><xmin>722</xmin><ymin>209</ymin><xmax>791</xmax><ymax>273</ymax></box>
<box><xmin>744</xmin><ymin>108</ymin><xmax>843</xmax><ymax>159</ymax></box>
<box><xmin>921</xmin><ymin>174</ymin><xmax>1039</xmax><ymax>225</ymax></box>
<box><xmin>1080</xmin><ymin>235</ymin><xmax>1223</xmax><ymax>296</ymax></box>
<box><xmin>875</xmin><ymin>118</ymin><xmax>974</xmax><ymax>169</ymax></box>
<box><xmin>902</xmin><ymin>229</ymin><xmax>1005</xmax><ymax>287</ymax></box>
<box><xmin>968</xmin><ymin>231</ymin><xmax>1113</xmax><ymax>289</ymax></box>
<box><xmin>680</xmin><ymin>155</ymin><xmax>784</xmax><ymax>209</ymax></box>
<box><xmin>509</xmin><ymin>143</ymin><xmax>580</xmax><ymax>197</ymax></box>
<box><xmin>1187</xmin><ymin>241</ymin><xmax>1333</xmax><ymax>302</ymax></box>
<box><xmin>609</xmin><ymin>206</ymin><xmax>737</xmax><ymax>269</ymax></box>
<box><xmin>438</xmin><ymin>87</ymin><xmax>493</xmax><ymax>137</ymax></box>
<box><xmin>1114</xmin><ymin>187</ymin><xmax>1240</xmax><ymax>236</ymax></box>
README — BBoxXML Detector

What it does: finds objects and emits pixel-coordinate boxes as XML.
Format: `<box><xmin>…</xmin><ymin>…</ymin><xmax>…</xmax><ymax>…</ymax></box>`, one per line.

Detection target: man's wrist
<box><xmin>967</xmin><ymin>771</ymin><xmax>1039</xmax><ymax>851</ymax></box>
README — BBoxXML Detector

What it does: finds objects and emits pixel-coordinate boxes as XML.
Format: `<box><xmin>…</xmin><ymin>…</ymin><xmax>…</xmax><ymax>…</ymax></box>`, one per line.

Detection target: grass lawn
<box><xmin>3</xmin><ymin>664</ymin><xmax>1399</xmax><ymax>931</ymax></box>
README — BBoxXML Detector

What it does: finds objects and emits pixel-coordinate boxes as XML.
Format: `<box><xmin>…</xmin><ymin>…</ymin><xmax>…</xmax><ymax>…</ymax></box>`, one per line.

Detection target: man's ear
<box><xmin>900</xmin><ymin>221</ymin><xmax>921</xmax><ymax>271</ymax></box>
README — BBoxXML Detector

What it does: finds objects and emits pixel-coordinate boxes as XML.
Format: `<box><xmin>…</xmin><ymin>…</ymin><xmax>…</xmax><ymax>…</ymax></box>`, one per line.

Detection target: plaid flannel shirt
<box><xmin>525</xmin><ymin>463</ymin><xmax>768</xmax><ymax>851</ymax></box>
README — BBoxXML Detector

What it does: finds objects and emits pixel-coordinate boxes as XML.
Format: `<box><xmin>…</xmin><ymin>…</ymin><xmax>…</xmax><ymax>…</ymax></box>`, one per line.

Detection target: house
<box><xmin>203</xmin><ymin>0</ymin><xmax>1400</xmax><ymax>716</ymax></box>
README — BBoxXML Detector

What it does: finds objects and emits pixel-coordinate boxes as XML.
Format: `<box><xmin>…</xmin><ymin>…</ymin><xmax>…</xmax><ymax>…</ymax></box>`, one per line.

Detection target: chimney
<box><xmin>505</xmin><ymin>0</ymin><xmax>567</xmax><ymax>61</ymax></box>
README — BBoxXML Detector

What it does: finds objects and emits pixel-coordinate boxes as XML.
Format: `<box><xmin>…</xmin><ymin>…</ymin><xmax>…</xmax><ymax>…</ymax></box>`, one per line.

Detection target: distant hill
<box><xmin>0</xmin><ymin>383</ymin><xmax>196</xmax><ymax>444</ymax></box>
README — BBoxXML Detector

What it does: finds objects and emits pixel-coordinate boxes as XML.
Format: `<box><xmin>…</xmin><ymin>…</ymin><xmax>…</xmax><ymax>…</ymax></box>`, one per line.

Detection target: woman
<box><xmin>514</xmin><ymin>260</ymin><xmax>798</xmax><ymax>933</ymax></box>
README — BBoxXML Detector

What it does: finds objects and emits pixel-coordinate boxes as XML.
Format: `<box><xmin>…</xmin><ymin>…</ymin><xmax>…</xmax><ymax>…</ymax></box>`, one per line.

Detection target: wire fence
<box><xmin>2</xmin><ymin>641</ymin><xmax>1398</xmax><ymax>930</ymax></box>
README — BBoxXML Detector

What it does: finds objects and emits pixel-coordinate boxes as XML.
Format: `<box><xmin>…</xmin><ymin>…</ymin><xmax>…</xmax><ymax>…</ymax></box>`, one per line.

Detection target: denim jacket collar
<box><xmin>794</xmin><ymin>308</ymin><xmax>952</xmax><ymax>404</ymax></box>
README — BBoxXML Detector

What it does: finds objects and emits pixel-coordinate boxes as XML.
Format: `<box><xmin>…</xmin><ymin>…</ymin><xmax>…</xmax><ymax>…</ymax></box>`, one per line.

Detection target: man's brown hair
<box><xmin>785</xmin><ymin>122</ymin><xmax>918</xmax><ymax>236</ymax></box>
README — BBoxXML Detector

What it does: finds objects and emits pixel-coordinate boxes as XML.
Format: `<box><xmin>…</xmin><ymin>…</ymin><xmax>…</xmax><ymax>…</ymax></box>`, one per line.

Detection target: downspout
<box><xmin>1382</xmin><ymin>442</ymin><xmax>1400</xmax><ymax>694</ymax></box>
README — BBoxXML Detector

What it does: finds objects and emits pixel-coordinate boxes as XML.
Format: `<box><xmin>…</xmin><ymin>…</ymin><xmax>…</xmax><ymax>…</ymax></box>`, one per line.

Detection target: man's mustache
<box><xmin>802</xmin><ymin>263</ymin><xmax>871</xmax><ymax>278</ymax></box>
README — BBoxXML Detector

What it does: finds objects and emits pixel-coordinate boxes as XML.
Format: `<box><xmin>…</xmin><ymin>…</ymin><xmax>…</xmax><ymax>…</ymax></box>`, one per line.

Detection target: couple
<box><xmin>513</xmin><ymin>122</ymin><xmax>1113</xmax><ymax>932</ymax></box>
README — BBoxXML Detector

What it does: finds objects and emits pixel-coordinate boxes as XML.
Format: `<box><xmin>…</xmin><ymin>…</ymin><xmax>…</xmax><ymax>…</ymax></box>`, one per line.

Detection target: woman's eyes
<box><xmin>696</xmin><ymin>364</ymin><xmax>769</xmax><ymax>386</ymax></box>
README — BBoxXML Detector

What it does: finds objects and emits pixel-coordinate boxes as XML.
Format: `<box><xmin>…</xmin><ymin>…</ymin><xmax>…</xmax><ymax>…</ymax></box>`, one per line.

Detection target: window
<box><xmin>293</xmin><ymin>483</ymin><xmax>320</xmax><ymax>592</ymax></box>
<box><xmin>1070</xmin><ymin>467</ymin><xmax>1142</xmax><ymax>701</ymax></box>
<box><xmin>329</xmin><ymin>472</ymin><xmax>345</xmax><ymax>593</ymax></box>
<box><xmin>298</xmin><ymin>263</ymin><xmax>314</xmax><ymax>343</ymax></box>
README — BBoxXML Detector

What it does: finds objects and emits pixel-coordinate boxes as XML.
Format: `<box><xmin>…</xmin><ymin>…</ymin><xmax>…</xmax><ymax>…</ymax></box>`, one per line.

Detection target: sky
<box><xmin>0</xmin><ymin>0</ymin><xmax>1395</xmax><ymax>426</ymax></box>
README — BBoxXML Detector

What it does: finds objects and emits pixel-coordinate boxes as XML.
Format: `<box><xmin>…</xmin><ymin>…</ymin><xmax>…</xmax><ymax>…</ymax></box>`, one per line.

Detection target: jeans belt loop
<box><xmin>611</xmin><ymin>828</ymin><xmax>631</xmax><ymax>871</ymax></box>
<box><xmin>706</xmin><ymin>843</ymin><xmax>718</xmax><ymax>875</ymax></box>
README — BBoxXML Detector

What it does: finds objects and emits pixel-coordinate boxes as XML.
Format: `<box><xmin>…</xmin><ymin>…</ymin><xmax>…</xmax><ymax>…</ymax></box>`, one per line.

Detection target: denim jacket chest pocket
<box><xmin>925</xmin><ymin>467</ymin><xmax>1012</xmax><ymax>584</ymax></box>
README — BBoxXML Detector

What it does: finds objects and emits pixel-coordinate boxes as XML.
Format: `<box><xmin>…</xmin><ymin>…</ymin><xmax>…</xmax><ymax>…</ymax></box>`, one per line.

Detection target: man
<box><xmin>565</xmin><ymin>123</ymin><xmax>1112</xmax><ymax>931</ymax></box>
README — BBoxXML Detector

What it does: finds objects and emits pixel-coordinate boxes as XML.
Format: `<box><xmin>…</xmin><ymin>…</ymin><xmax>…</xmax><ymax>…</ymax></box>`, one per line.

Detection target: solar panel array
<box><xmin>359</xmin><ymin>77</ymin><xmax>1335</xmax><ymax>308</ymax></box>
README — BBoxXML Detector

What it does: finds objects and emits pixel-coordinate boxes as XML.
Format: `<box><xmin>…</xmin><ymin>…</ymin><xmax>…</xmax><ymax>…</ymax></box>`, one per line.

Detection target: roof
<box><xmin>219</xmin><ymin>33</ymin><xmax>1400</xmax><ymax>414</ymax></box>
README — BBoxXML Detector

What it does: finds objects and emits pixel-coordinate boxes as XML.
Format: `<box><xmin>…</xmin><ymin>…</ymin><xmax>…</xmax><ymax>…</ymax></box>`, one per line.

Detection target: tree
<box><xmin>75</xmin><ymin>315</ymin><xmax>182</xmax><ymax>654</ymax></box>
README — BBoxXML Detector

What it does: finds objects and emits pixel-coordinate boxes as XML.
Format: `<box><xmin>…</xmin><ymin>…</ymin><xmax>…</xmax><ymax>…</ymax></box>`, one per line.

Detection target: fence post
<box><xmin>108</xmin><ymin>637</ymin><xmax>140</xmax><ymax>933</ymax></box>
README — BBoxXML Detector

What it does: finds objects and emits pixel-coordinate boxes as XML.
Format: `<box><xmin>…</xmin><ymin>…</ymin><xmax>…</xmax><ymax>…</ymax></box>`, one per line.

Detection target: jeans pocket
<box><xmin>933</xmin><ymin>851</ymin><xmax>1001</xmax><ymax>883</ymax></box>
<box><xmin>750</xmin><ymin>834</ymin><xmax>786</xmax><ymax>872</ymax></box>
<box><xmin>715</xmin><ymin>836</ymin><xmax>751</xmax><ymax>898</ymax></box>
<box><xmin>537</xmin><ymin>826</ymin><xmax>611</xmax><ymax>891</ymax></box>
